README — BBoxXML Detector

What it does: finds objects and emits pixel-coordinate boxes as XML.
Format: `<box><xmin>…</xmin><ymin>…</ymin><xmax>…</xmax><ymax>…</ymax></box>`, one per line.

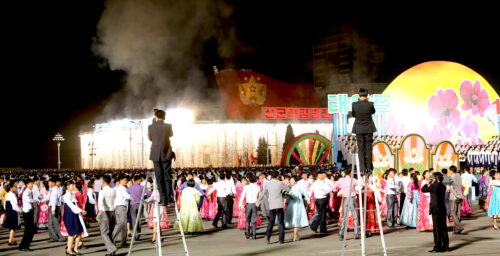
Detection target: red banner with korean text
<box><xmin>263</xmin><ymin>107</ymin><xmax>332</xmax><ymax>120</ymax></box>
<box><xmin>215</xmin><ymin>69</ymin><xmax>322</xmax><ymax>120</ymax></box>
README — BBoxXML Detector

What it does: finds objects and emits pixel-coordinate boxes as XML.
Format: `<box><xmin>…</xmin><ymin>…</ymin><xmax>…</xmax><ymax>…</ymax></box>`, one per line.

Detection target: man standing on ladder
<box><xmin>351</xmin><ymin>88</ymin><xmax>376</xmax><ymax>173</ymax></box>
<box><xmin>148</xmin><ymin>109</ymin><xmax>175</xmax><ymax>206</ymax></box>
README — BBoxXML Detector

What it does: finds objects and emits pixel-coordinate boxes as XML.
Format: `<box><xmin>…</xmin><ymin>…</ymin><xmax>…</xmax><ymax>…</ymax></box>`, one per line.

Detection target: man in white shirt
<box><xmin>48</xmin><ymin>177</ymin><xmax>65</xmax><ymax>242</ymax></box>
<box><xmin>309</xmin><ymin>171</ymin><xmax>335</xmax><ymax>234</ymax></box>
<box><xmin>239</xmin><ymin>174</ymin><xmax>261</xmax><ymax>239</ymax></box>
<box><xmin>225</xmin><ymin>173</ymin><xmax>237</xmax><ymax>224</ymax></box>
<box><xmin>461</xmin><ymin>167</ymin><xmax>477</xmax><ymax>208</ymax></box>
<box><xmin>207</xmin><ymin>173</ymin><xmax>235</xmax><ymax>228</ymax></box>
<box><xmin>97</xmin><ymin>175</ymin><xmax>117</xmax><ymax>256</ymax></box>
<box><xmin>112</xmin><ymin>175</ymin><xmax>131</xmax><ymax>248</ymax></box>
<box><xmin>94</xmin><ymin>175</ymin><xmax>103</xmax><ymax>193</ymax></box>
<box><xmin>31</xmin><ymin>176</ymin><xmax>41</xmax><ymax>228</ymax></box>
<box><xmin>19</xmin><ymin>179</ymin><xmax>36</xmax><ymax>252</ymax></box>
<box><xmin>386</xmin><ymin>169</ymin><xmax>399</xmax><ymax>227</ymax></box>
<box><xmin>398</xmin><ymin>169</ymin><xmax>411</xmax><ymax>216</ymax></box>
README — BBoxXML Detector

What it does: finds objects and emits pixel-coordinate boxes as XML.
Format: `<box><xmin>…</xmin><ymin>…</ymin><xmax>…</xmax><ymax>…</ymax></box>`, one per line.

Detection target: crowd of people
<box><xmin>0</xmin><ymin>164</ymin><xmax>499</xmax><ymax>255</ymax></box>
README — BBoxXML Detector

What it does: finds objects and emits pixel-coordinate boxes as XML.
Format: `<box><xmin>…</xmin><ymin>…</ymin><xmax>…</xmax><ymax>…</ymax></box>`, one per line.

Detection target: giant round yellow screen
<box><xmin>383</xmin><ymin>61</ymin><xmax>499</xmax><ymax>145</ymax></box>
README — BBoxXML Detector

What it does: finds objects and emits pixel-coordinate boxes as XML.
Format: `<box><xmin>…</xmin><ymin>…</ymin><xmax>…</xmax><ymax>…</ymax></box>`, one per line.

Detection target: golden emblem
<box><xmin>239</xmin><ymin>75</ymin><xmax>266</xmax><ymax>105</ymax></box>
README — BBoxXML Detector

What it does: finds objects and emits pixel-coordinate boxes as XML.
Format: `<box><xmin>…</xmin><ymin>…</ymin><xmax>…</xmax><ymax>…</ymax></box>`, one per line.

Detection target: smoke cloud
<box><xmin>93</xmin><ymin>0</ymin><xmax>237</xmax><ymax>121</ymax></box>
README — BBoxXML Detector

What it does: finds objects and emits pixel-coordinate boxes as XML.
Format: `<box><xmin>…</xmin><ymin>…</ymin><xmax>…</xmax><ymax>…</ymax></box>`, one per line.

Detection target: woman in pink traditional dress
<box><xmin>365</xmin><ymin>173</ymin><xmax>381</xmax><ymax>236</ymax></box>
<box><xmin>233</xmin><ymin>177</ymin><xmax>243</xmax><ymax>218</ymax></box>
<box><xmin>203</xmin><ymin>180</ymin><xmax>218</xmax><ymax>220</ymax></box>
<box><xmin>37</xmin><ymin>181</ymin><xmax>50</xmax><ymax>229</ymax></box>
<box><xmin>146</xmin><ymin>189</ymin><xmax>171</xmax><ymax>243</ymax></box>
<box><xmin>461</xmin><ymin>182</ymin><xmax>473</xmax><ymax>216</ymax></box>
<box><xmin>176</xmin><ymin>176</ymin><xmax>185</xmax><ymax>209</ymax></box>
<box><xmin>417</xmin><ymin>170</ymin><xmax>433</xmax><ymax>231</ymax></box>
<box><xmin>236</xmin><ymin>178</ymin><xmax>262</xmax><ymax>229</ymax></box>
<box><xmin>379</xmin><ymin>171</ymin><xmax>388</xmax><ymax>219</ymax></box>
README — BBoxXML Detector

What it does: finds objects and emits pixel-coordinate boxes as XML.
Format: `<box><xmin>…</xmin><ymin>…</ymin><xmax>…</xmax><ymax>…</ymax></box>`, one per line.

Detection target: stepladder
<box><xmin>128</xmin><ymin>172</ymin><xmax>190</xmax><ymax>256</ymax></box>
<box><xmin>340</xmin><ymin>153</ymin><xmax>387</xmax><ymax>256</ymax></box>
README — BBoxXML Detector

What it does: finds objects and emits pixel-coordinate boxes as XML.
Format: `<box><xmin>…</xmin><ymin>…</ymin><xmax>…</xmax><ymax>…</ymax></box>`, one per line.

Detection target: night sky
<box><xmin>2</xmin><ymin>1</ymin><xmax>499</xmax><ymax>169</ymax></box>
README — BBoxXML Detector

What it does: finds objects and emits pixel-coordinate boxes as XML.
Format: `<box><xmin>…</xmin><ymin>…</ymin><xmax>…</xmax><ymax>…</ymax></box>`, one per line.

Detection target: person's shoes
<box><xmin>245</xmin><ymin>232</ymin><xmax>250</xmax><ymax>239</ymax></box>
<box><xmin>222</xmin><ymin>224</ymin><xmax>228</xmax><ymax>229</ymax></box>
<box><xmin>8</xmin><ymin>242</ymin><xmax>17</xmax><ymax>246</ymax></box>
<box><xmin>454</xmin><ymin>229</ymin><xmax>463</xmax><ymax>234</ymax></box>
<box><xmin>120</xmin><ymin>243</ymin><xmax>129</xmax><ymax>247</ymax></box>
<box><xmin>354</xmin><ymin>236</ymin><xmax>360</xmax><ymax>240</ymax></box>
<box><xmin>251</xmin><ymin>235</ymin><xmax>257</xmax><ymax>240</ymax></box>
<box><xmin>339</xmin><ymin>235</ymin><xmax>344</xmax><ymax>241</ymax></box>
<box><xmin>212</xmin><ymin>223</ymin><xmax>218</xmax><ymax>229</ymax></box>
<box><xmin>279</xmin><ymin>240</ymin><xmax>285</xmax><ymax>244</ymax></box>
<box><xmin>266</xmin><ymin>236</ymin><xmax>271</xmax><ymax>244</ymax></box>
<box><xmin>128</xmin><ymin>233</ymin><xmax>132</xmax><ymax>237</ymax></box>
<box><xmin>428</xmin><ymin>249</ymin><xmax>438</xmax><ymax>253</ymax></box>
<box><xmin>20</xmin><ymin>248</ymin><xmax>34</xmax><ymax>252</ymax></box>
<box><xmin>73</xmin><ymin>251</ymin><xmax>84</xmax><ymax>256</ymax></box>
<box><xmin>48</xmin><ymin>240</ymin><xmax>57</xmax><ymax>243</ymax></box>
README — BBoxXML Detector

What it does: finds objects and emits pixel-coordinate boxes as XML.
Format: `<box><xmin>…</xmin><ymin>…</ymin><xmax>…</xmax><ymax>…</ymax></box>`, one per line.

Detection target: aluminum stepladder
<box><xmin>128</xmin><ymin>172</ymin><xmax>189</xmax><ymax>256</ymax></box>
<box><xmin>340</xmin><ymin>153</ymin><xmax>387</xmax><ymax>256</ymax></box>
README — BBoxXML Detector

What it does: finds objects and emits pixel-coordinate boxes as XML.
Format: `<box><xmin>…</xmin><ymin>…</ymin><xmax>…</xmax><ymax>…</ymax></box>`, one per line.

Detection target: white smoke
<box><xmin>93</xmin><ymin>0</ymin><xmax>237</xmax><ymax>120</ymax></box>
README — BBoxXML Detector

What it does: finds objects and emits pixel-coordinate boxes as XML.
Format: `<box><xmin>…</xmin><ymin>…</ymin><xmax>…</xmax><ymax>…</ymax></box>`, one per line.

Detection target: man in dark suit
<box><xmin>422</xmin><ymin>172</ymin><xmax>449</xmax><ymax>253</ymax></box>
<box><xmin>148</xmin><ymin>109</ymin><xmax>175</xmax><ymax>206</ymax></box>
<box><xmin>351</xmin><ymin>88</ymin><xmax>376</xmax><ymax>173</ymax></box>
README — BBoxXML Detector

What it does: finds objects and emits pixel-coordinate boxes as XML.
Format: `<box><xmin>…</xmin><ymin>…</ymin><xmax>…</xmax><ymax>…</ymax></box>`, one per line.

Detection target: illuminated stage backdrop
<box><xmin>397</xmin><ymin>134</ymin><xmax>430</xmax><ymax>173</ymax></box>
<box><xmin>431</xmin><ymin>141</ymin><xmax>458</xmax><ymax>171</ymax></box>
<box><xmin>329</xmin><ymin>61</ymin><xmax>500</xmax><ymax>145</ymax></box>
<box><xmin>372</xmin><ymin>141</ymin><xmax>395</xmax><ymax>179</ymax></box>
<box><xmin>80</xmin><ymin>121</ymin><xmax>333</xmax><ymax>169</ymax></box>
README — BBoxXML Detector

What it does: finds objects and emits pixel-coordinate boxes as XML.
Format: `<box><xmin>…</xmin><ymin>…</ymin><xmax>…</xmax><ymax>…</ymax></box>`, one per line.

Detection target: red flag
<box><xmin>250</xmin><ymin>153</ymin><xmax>256</xmax><ymax>165</ymax></box>
<box><xmin>237</xmin><ymin>153</ymin><xmax>242</xmax><ymax>167</ymax></box>
<box><xmin>215</xmin><ymin>69</ymin><xmax>322</xmax><ymax>120</ymax></box>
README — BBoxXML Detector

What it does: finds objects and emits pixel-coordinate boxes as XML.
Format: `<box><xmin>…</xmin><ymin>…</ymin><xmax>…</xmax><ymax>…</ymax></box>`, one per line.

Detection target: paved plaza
<box><xmin>1</xmin><ymin>207</ymin><xmax>499</xmax><ymax>256</ymax></box>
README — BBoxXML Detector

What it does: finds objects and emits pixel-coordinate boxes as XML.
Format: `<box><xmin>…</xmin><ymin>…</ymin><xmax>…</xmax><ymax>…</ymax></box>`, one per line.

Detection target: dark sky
<box><xmin>2</xmin><ymin>1</ymin><xmax>499</xmax><ymax>169</ymax></box>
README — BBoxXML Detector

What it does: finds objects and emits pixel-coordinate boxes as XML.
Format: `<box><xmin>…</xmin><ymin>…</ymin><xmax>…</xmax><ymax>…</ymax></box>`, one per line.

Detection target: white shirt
<box><xmin>461</xmin><ymin>173</ymin><xmax>478</xmax><ymax>187</ymax></box>
<box><xmin>87</xmin><ymin>188</ymin><xmax>96</xmax><ymax>204</ymax></box>
<box><xmin>114</xmin><ymin>185</ymin><xmax>131</xmax><ymax>207</ymax></box>
<box><xmin>309</xmin><ymin>179</ymin><xmax>334</xmax><ymax>199</ymax></box>
<box><xmin>296</xmin><ymin>179</ymin><xmax>310</xmax><ymax>192</ymax></box>
<box><xmin>49</xmin><ymin>186</ymin><xmax>62</xmax><ymax>212</ymax></box>
<box><xmin>4</xmin><ymin>191</ymin><xmax>21</xmax><ymax>212</ymax></box>
<box><xmin>98</xmin><ymin>185</ymin><xmax>116</xmax><ymax>211</ymax></box>
<box><xmin>63</xmin><ymin>192</ymin><xmax>82</xmax><ymax>214</ymax></box>
<box><xmin>94</xmin><ymin>179</ymin><xmax>103</xmax><ymax>193</ymax></box>
<box><xmin>207</xmin><ymin>180</ymin><xmax>236</xmax><ymax>198</ymax></box>
<box><xmin>239</xmin><ymin>183</ymin><xmax>261</xmax><ymax>206</ymax></box>
<box><xmin>399</xmin><ymin>176</ymin><xmax>411</xmax><ymax>194</ymax></box>
<box><xmin>22</xmin><ymin>188</ymin><xmax>35</xmax><ymax>213</ymax></box>
<box><xmin>32</xmin><ymin>184</ymin><xmax>40</xmax><ymax>203</ymax></box>
<box><xmin>386</xmin><ymin>178</ymin><xmax>398</xmax><ymax>195</ymax></box>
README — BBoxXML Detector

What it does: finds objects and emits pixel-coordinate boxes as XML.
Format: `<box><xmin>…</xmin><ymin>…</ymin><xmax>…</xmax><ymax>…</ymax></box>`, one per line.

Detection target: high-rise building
<box><xmin>313</xmin><ymin>24</ymin><xmax>387</xmax><ymax>96</ymax></box>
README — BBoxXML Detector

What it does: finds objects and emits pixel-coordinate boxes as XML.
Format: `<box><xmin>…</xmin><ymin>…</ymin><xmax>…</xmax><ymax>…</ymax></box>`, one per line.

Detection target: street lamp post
<box><xmin>53</xmin><ymin>133</ymin><xmax>65</xmax><ymax>169</ymax></box>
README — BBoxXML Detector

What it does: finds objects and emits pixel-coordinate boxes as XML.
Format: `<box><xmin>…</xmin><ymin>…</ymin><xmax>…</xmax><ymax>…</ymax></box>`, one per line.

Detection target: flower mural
<box><xmin>437</xmin><ymin>154</ymin><xmax>453</xmax><ymax>168</ymax></box>
<box><xmin>456</xmin><ymin>115</ymin><xmax>483</xmax><ymax>145</ymax></box>
<box><xmin>460</xmin><ymin>79</ymin><xmax>490</xmax><ymax>117</ymax></box>
<box><xmin>403</xmin><ymin>148</ymin><xmax>424</xmax><ymax>164</ymax></box>
<box><xmin>427</xmin><ymin>88</ymin><xmax>460</xmax><ymax>127</ymax></box>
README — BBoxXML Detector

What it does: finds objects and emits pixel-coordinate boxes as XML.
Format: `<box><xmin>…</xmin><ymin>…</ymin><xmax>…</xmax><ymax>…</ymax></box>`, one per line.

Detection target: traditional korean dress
<box><xmin>284</xmin><ymin>185</ymin><xmax>310</xmax><ymax>228</ymax></box>
<box><xmin>417</xmin><ymin>179</ymin><xmax>433</xmax><ymax>231</ymax></box>
<box><xmin>400</xmin><ymin>182</ymin><xmax>419</xmax><ymax>228</ymax></box>
<box><xmin>4</xmin><ymin>191</ymin><xmax>21</xmax><ymax>230</ymax></box>
<box><xmin>174</xmin><ymin>187</ymin><xmax>203</xmax><ymax>232</ymax></box>
<box><xmin>62</xmin><ymin>192</ymin><xmax>88</xmax><ymax>237</ymax></box>
<box><xmin>487</xmin><ymin>179</ymin><xmax>500</xmax><ymax>219</ymax></box>
<box><xmin>37</xmin><ymin>186</ymin><xmax>50</xmax><ymax>229</ymax></box>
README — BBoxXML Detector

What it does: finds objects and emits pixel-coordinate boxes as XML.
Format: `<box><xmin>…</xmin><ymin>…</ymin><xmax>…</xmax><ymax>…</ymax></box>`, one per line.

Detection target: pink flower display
<box><xmin>420</xmin><ymin>122</ymin><xmax>452</xmax><ymax>145</ymax></box>
<box><xmin>457</xmin><ymin>115</ymin><xmax>483</xmax><ymax>145</ymax></box>
<box><xmin>460</xmin><ymin>79</ymin><xmax>490</xmax><ymax>117</ymax></box>
<box><xmin>427</xmin><ymin>88</ymin><xmax>460</xmax><ymax>127</ymax></box>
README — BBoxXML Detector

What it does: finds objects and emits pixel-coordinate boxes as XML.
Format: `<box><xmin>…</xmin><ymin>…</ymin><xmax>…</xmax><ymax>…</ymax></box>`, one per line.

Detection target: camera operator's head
<box><xmin>358</xmin><ymin>88</ymin><xmax>369</xmax><ymax>101</ymax></box>
<box><xmin>154</xmin><ymin>109</ymin><xmax>166</xmax><ymax>121</ymax></box>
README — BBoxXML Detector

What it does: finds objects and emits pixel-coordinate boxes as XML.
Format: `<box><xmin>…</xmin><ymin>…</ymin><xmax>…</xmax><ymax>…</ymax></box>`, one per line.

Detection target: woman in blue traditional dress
<box><xmin>285</xmin><ymin>176</ymin><xmax>310</xmax><ymax>242</ymax></box>
<box><xmin>4</xmin><ymin>181</ymin><xmax>21</xmax><ymax>246</ymax></box>
<box><xmin>487</xmin><ymin>170</ymin><xmax>500</xmax><ymax>230</ymax></box>
<box><xmin>63</xmin><ymin>180</ymin><xmax>88</xmax><ymax>256</ymax></box>
<box><xmin>400</xmin><ymin>173</ymin><xmax>420</xmax><ymax>228</ymax></box>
